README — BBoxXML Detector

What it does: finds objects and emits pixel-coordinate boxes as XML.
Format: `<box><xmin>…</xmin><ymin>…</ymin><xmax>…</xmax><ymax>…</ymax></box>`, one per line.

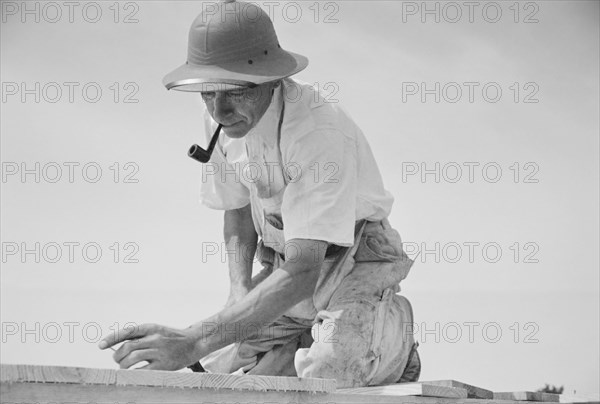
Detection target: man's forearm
<box><xmin>224</xmin><ymin>204</ymin><xmax>257</xmax><ymax>293</ymax></box>
<box><xmin>189</xmin><ymin>238</ymin><xmax>328</xmax><ymax>357</ymax></box>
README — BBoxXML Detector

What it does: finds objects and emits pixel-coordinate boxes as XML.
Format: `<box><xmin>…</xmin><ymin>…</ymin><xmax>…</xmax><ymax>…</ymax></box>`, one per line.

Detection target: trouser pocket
<box><xmin>368</xmin><ymin>288</ymin><xmax>394</xmax><ymax>359</ymax></box>
<box><xmin>352</xmin><ymin>226</ymin><xmax>414</xmax><ymax>288</ymax></box>
<box><xmin>355</xmin><ymin>228</ymin><xmax>402</xmax><ymax>263</ymax></box>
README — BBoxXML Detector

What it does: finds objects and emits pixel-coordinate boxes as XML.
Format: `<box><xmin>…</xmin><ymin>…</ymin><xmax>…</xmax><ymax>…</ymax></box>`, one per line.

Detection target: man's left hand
<box><xmin>98</xmin><ymin>323</ymin><xmax>199</xmax><ymax>370</ymax></box>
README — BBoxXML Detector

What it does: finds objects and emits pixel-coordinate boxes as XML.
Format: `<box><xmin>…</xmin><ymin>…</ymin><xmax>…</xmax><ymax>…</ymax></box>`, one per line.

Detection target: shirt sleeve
<box><xmin>199</xmin><ymin>112</ymin><xmax>251</xmax><ymax>210</ymax></box>
<box><xmin>281</xmin><ymin>128</ymin><xmax>357</xmax><ymax>247</ymax></box>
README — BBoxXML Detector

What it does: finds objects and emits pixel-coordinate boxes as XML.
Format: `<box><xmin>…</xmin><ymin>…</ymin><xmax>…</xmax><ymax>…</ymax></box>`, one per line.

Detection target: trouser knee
<box><xmin>295</xmin><ymin>346</ymin><xmax>374</xmax><ymax>388</ymax></box>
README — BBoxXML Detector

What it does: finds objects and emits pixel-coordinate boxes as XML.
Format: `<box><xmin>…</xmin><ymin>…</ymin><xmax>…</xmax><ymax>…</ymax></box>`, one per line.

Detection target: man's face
<box><xmin>201</xmin><ymin>81</ymin><xmax>278</xmax><ymax>138</ymax></box>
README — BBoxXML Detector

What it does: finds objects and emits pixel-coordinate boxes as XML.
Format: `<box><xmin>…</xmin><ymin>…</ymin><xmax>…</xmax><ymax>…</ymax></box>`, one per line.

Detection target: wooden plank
<box><xmin>339</xmin><ymin>382</ymin><xmax>468</xmax><ymax>398</ymax></box>
<box><xmin>0</xmin><ymin>364</ymin><xmax>115</xmax><ymax>385</ymax></box>
<box><xmin>0</xmin><ymin>364</ymin><xmax>334</xmax><ymax>393</ymax></box>
<box><xmin>8</xmin><ymin>364</ymin><xmax>588</xmax><ymax>404</ymax></box>
<box><xmin>495</xmin><ymin>391</ymin><xmax>561</xmax><ymax>402</ymax></box>
<box><xmin>116</xmin><ymin>368</ymin><xmax>336</xmax><ymax>392</ymax></box>
<box><xmin>1</xmin><ymin>382</ymin><xmax>331</xmax><ymax>404</ymax></box>
<box><xmin>1</xmin><ymin>381</ymin><xmax>545</xmax><ymax>404</ymax></box>
<box><xmin>426</xmin><ymin>380</ymin><xmax>493</xmax><ymax>399</ymax></box>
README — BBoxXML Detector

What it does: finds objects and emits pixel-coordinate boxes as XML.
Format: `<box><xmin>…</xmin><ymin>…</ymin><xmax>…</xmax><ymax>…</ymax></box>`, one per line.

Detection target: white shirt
<box><xmin>200</xmin><ymin>78</ymin><xmax>394</xmax><ymax>247</ymax></box>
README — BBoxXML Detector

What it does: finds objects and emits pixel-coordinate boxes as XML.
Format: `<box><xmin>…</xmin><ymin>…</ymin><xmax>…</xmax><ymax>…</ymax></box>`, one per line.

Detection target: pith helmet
<box><xmin>163</xmin><ymin>0</ymin><xmax>309</xmax><ymax>92</ymax></box>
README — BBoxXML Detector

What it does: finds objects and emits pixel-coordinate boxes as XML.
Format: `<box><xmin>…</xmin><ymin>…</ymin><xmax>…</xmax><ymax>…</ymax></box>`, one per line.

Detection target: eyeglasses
<box><xmin>200</xmin><ymin>86</ymin><xmax>265</xmax><ymax>104</ymax></box>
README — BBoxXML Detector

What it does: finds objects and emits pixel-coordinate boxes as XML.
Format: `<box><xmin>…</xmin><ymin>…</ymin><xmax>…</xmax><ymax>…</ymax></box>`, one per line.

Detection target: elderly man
<box><xmin>99</xmin><ymin>0</ymin><xmax>420</xmax><ymax>387</ymax></box>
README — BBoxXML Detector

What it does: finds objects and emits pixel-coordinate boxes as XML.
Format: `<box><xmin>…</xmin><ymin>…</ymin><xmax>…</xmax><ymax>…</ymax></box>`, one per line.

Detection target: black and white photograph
<box><xmin>1</xmin><ymin>0</ymin><xmax>599</xmax><ymax>402</ymax></box>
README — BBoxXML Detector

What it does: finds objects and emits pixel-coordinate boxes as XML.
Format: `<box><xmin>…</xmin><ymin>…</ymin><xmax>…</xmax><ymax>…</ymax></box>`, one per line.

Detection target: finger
<box><xmin>98</xmin><ymin>323</ymin><xmax>153</xmax><ymax>350</ymax></box>
<box><xmin>113</xmin><ymin>337</ymin><xmax>153</xmax><ymax>363</ymax></box>
<box><xmin>118</xmin><ymin>348</ymin><xmax>157</xmax><ymax>369</ymax></box>
<box><xmin>137</xmin><ymin>361</ymin><xmax>162</xmax><ymax>371</ymax></box>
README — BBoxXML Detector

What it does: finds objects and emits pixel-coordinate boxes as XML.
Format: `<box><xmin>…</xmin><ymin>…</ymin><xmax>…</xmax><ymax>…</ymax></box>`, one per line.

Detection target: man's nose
<box><xmin>212</xmin><ymin>93</ymin><xmax>235</xmax><ymax>123</ymax></box>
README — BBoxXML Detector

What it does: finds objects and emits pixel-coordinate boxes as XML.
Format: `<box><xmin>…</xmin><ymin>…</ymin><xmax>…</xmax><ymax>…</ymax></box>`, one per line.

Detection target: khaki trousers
<box><xmin>201</xmin><ymin>220</ymin><xmax>421</xmax><ymax>388</ymax></box>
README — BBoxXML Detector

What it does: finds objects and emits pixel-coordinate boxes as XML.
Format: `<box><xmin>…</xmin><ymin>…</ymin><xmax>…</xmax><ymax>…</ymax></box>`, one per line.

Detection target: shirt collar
<box><xmin>245</xmin><ymin>84</ymin><xmax>283</xmax><ymax>150</ymax></box>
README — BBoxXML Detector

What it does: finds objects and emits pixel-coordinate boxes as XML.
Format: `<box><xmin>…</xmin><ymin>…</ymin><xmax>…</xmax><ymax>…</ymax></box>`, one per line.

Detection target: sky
<box><xmin>1</xmin><ymin>0</ymin><xmax>599</xmax><ymax>397</ymax></box>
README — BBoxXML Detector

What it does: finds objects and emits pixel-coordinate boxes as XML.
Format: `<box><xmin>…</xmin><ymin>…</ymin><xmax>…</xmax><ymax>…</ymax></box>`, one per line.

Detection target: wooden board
<box><xmin>0</xmin><ymin>363</ymin><xmax>335</xmax><ymax>393</ymax></box>
<box><xmin>116</xmin><ymin>367</ymin><xmax>335</xmax><ymax>392</ymax></box>
<box><xmin>5</xmin><ymin>363</ymin><xmax>589</xmax><ymax>404</ymax></box>
<box><xmin>1</xmin><ymin>381</ymin><xmax>553</xmax><ymax>404</ymax></box>
<box><xmin>0</xmin><ymin>364</ymin><xmax>116</xmax><ymax>385</ymax></box>
<box><xmin>495</xmin><ymin>391</ymin><xmax>561</xmax><ymax>402</ymax></box>
<box><xmin>426</xmin><ymin>380</ymin><xmax>494</xmax><ymax>399</ymax></box>
<box><xmin>339</xmin><ymin>382</ymin><xmax>468</xmax><ymax>398</ymax></box>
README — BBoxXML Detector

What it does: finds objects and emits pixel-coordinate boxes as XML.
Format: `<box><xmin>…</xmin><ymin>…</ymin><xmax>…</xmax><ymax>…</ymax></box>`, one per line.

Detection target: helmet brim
<box><xmin>163</xmin><ymin>48</ymin><xmax>308</xmax><ymax>92</ymax></box>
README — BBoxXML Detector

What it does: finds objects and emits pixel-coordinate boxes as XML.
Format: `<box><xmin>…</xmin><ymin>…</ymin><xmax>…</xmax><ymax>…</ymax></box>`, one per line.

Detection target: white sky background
<box><xmin>1</xmin><ymin>0</ymin><xmax>599</xmax><ymax>396</ymax></box>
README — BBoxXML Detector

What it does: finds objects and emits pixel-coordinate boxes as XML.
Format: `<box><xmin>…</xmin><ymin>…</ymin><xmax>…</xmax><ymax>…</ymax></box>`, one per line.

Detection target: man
<box><xmin>99</xmin><ymin>0</ymin><xmax>420</xmax><ymax>387</ymax></box>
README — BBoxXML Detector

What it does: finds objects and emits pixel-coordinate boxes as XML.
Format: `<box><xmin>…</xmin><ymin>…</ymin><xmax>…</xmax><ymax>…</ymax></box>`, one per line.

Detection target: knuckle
<box><xmin>147</xmin><ymin>334</ymin><xmax>161</xmax><ymax>343</ymax></box>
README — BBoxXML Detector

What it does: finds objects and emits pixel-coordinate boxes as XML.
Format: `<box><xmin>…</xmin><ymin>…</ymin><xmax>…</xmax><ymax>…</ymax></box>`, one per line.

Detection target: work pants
<box><xmin>201</xmin><ymin>220</ymin><xmax>421</xmax><ymax>388</ymax></box>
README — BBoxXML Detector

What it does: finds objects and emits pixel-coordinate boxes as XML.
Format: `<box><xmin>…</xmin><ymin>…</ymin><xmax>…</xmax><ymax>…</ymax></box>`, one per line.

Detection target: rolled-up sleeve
<box><xmin>281</xmin><ymin>128</ymin><xmax>357</xmax><ymax>247</ymax></box>
<box><xmin>199</xmin><ymin>113</ymin><xmax>250</xmax><ymax>210</ymax></box>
